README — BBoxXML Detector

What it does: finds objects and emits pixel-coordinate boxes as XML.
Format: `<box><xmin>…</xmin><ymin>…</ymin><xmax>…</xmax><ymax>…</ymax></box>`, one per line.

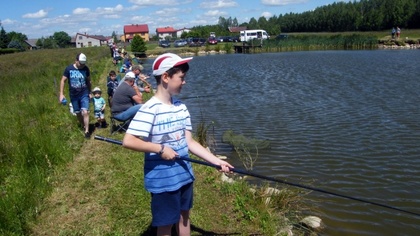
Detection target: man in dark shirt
<box><xmin>111</xmin><ymin>72</ymin><xmax>143</xmax><ymax>121</ymax></box>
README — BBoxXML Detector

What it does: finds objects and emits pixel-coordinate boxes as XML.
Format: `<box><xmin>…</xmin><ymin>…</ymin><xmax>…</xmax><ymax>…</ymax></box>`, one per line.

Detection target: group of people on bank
<box><xmin>391</xmin><ymin>26</ymin><xmax>401</xmax><ymax>39</ymax></box>
<box><xmin>59</xmin><ymin>52</ymin><xmax>151</xmax><ymax>138</ymax></box>
<box><xmin>59</xmin><ymin>51</ymin><xmax>234</xmax><ymax>236</ymax></box>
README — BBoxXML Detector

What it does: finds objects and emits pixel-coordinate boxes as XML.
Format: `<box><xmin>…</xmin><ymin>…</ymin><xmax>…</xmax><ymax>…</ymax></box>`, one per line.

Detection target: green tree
<box><xmin>43</xmin><ymin>36</ymin><xmax>55</xmax><ymax>49</ymax></box>
<box><xmin>131</xmin><ymin>34</ymin><xmax>147</xmax><ymax>55</ymax></box>
<box><xmin>112</xmin><ymin>31</ymin><xmax>118</xmax><ymax>43</ymax></box>
<box><xmin>8</xmin><ymin>40</ymin><xmax>24</xmax><ymax>51</ymax></box>
<box><xmin>180</xmin><ymin>31</ymin><xmax>188</xmax><ymax>39</ymax></box>
<box><xmin>6</xmin><ymin>31</ymin><xmax>27</xmax><ymax>46</ymax></box>
<box><xmin>0</xmin><ymin>26</ymin><xmax>8</xmax><ymax>48</ymax></box>
<box><xmin>258</xmin><ymin>16</ymin><xmax>269</xmax><ymax>30</ymax></box>
<box><xmin>36</xmin><ymin>38</ymin><xmax>43</xmax><ymax>48</ymax></box>
<box><xmin>248</xmin><ymin>17</ymin><xmax>259</xmax><ymax>29</ymax></box>
<box><xmin>53</xmin><ymin>31</ymin><xmax>71</xmax><ymax>48</ymax></box>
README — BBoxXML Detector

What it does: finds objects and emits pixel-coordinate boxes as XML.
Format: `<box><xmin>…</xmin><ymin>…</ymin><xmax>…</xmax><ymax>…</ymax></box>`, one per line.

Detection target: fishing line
<box><xmin>94</xmin><ymin>135</ymin><xmax>420</xmax><ymax>218</ymax></box>
<box><xmin>177</xmin><ymin>94</ymin><xmax>214</xmax><ymax>100</ymax></box>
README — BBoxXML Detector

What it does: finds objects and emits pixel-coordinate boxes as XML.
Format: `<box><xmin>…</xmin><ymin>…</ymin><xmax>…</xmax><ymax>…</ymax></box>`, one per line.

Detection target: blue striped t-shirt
<box><xmin>127</xmin><ymin>96</ymin><xmax>194</xmax><ymax>193</ymax></box>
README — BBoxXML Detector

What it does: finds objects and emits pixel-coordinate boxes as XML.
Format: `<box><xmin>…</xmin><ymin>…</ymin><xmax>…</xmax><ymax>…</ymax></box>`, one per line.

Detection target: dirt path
<box><xmin>30</xmin><ymin>135</ymin><xmax>115</xmax><ymax>235</ymax></box>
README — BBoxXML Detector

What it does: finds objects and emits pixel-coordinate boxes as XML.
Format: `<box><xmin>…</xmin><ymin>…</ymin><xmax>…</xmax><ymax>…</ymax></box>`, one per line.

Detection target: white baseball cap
<box><xmin>77</xmin><ymin>53</ymin><xmax>87</xmax><ymax>64</ymax></box>
<box><xmin>92</xmin><ymin>87</ymin><xmax>101</xmax><ymax>93</ymax></box>
<box><xmin>152</xmin><ymin>53</ymin><xmax>193</xmax><ymax>76</ymax></box>
<box><xmin>125</xmin><ymin>71</ymin><xmax>136</xmax><ymax>79</ymax></box>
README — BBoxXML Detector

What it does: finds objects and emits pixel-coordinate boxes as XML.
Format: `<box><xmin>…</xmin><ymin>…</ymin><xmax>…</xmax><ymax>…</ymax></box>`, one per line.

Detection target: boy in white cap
<box><xmin>122</xmin><ymin>53</ymin><xmax>233</xmax><ymax>235</ymax></box>
<box><xmin>59</xmin><ymin>53</ymin><xmax>92</xmax><ymax>138</ymax></box>
<box><xmin>91</xmin><ymin>87</ymin><xmax>107</xmax><ymax>128</ymax></box>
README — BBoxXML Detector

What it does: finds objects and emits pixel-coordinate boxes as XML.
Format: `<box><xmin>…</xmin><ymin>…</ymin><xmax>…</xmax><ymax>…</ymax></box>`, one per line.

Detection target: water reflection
<box><xmin>148</xmin><ymin>50</ymin><xmax>420</xmax><ymax>235</ymax></box>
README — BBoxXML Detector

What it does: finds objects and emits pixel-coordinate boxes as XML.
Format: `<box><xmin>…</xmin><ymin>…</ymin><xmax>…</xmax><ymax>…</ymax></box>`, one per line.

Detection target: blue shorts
<box><xmin>94</xmin><ymin>111</ymin><xmax>104</xmax><ymax>119</ymax></box>
<box><xmin>150</xmin><ymin>182</ymin><xmax>193</xmax><ymax>227</ymax></box>
<box><xmin>70</xmin><ymin>93</ymin><xmax>90</xmax><ymax>113</ymax></box>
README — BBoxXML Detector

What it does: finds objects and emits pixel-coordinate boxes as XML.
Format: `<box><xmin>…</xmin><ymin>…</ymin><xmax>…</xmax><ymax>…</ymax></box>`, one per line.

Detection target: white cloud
<box><xmin>155</xmin><ymin>8</ymin><xmax>182</xmax><ymax>16</ymax></box>
<box><xmin>129</xmin><ymin>0</ymin><xmax>178</xmax><ymax>6</ymax></box>
<box><xmin>261</xmin><ymin>11</ymin><xmax>273</xmax><ymax>18</ymax></box>
<box><xmin>95</xmin><ymin>4</ymin><xmax>125</xmax><ymax>14</ymax></box>
<box><xmin>261</xmin><ymin>0</ymin><xmax>308</xmax><ymax>6</ymax></box>
<box><xmin>104</xmin><ymin>14</ymin><xmax>121</xmax><ymax>19</ymax></box>
<box><xmin>200</xmin><ymin>0</ymin><xmax>238</xmax><ymax>9</ymax></box>
<box><xmin>204</xmin><ymin>10</ymin><xmax>227</xmax><ymax>17</ymax></box>
<box><xmin>22</xmin><ymin>9</ymin><xmax>48</xmax><ymax>19</ymax></box>
<box><xmin>1</xmin><ymin>18</ymin><xmax>15</xmax><ymax>24</ymax></box>
<box><xmin>73</xmin><ymin>8</ymin><xmax>91</xmax><ymax>15</ymax></box>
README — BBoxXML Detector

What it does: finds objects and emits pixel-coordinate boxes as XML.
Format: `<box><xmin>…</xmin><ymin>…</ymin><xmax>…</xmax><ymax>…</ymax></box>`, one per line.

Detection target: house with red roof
<box><xmin>156</xmin><ymin>26</ymin><xmax>177</xmax><ymax>40</ymax></box>
<box><xmin>228</xmin><ymin>26</ymin><xmax>247</xmax><ymax>33</ymax></box>
<box><xmin>123</xmin><ymin>24</ymin><xmax>149</xmax><ymax>42</ymax></box>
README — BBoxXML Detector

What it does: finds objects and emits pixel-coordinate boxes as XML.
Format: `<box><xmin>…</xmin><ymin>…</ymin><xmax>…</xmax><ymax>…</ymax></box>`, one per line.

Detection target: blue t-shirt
<box><xmin>63</xmin><ymin>64</ymin><xmax>90</xmax><ymax>97</ymax></box>
<box><xmin>92</xmin><ymin>97</ymin><xmax>106</xmax><ymax>112</ymax></box>
<box><xmin>127</xmin><ymin>96</ymin><xmax>194</xmax><ymax>194</ymax></box>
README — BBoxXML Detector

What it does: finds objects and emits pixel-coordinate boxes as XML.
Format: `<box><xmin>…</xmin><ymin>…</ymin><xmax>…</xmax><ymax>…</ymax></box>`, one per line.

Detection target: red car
<box><xmin>208</xmin><ymin>37</ymin><xmax>217</xmax><ymax>45</ymax></box>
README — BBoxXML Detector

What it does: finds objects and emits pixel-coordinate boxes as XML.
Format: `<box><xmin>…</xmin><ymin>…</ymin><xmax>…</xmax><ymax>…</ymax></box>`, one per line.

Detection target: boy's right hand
<box><xmin>59</xmin><ymin>95</ymin><xmax>65</xmax><ymax>103</ymax></box>
<box><xmin>160</xmin><ymin>146</ymin><xmax>179</xmax><ymax>161</ymax></box>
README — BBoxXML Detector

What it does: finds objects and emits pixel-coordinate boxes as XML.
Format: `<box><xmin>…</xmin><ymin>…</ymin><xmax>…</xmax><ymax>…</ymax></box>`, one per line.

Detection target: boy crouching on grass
<box><xmin>122</xmin><ymin>53</ymin><xmax>233</xmax><ymax>235</ymax></box>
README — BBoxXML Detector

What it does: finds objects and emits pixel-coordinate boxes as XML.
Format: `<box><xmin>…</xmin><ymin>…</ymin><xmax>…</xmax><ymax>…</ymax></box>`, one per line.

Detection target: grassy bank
<box><xmin>1</xmin><ymin>47</ymin><xmax>313</xmax><ymax>235</ymax></box>
<box><xmin>0</xmin><ymin>47</ymin><xmax>109</xmax><ymax>235</ymax></box>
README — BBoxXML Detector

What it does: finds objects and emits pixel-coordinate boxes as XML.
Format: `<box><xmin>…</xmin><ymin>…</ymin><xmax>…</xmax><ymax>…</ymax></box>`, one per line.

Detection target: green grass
<box><xmin>0</xmin><ymin>47</ymin><xmax>110</xmax><ymax>235</ymax></box>
<box><xmin>1</xmin><ymin>46</ymin><xmax>315</xmax><ymax>235</ymax></box>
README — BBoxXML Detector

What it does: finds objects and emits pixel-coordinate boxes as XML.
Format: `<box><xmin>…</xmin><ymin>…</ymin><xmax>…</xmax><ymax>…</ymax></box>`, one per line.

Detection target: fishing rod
<box><xmin>177</xmin><ymin>94</ymin><xmax>214</xmax><ymax>100</ymax></box>
<box><xmin>94</xmin><ymin>135</ymin><xmax>420</xmax><ymax>218</ymax></box>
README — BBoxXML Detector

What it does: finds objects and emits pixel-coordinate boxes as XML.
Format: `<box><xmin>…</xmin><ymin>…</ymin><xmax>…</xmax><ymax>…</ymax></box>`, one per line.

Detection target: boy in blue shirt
<box><xmin>91</xmin><ymin>87</ymin><xmax>107</xmax><ymax>128</ymax></box>
<box><xmin>123</xmin><ymin>53</ymin><xmax>233</xmax><ymax>235</ymax></box>
<box><xmin>106</xmin><ymin>70</ymin><xmax>120</xmax><ymax>108</ymax></box>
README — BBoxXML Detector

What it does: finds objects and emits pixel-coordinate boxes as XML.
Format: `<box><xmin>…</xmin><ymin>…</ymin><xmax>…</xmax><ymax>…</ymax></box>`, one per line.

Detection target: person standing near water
<box><xmin>122</xmin><ymin>53</ymin><xmax>234</xmax><ymax>235</ymax></box>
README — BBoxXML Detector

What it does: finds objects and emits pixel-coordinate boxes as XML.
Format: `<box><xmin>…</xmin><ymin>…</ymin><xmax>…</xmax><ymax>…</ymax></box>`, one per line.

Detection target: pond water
<box><xmin>143</xmin><ymin>50</ymin><xmax>420</xmax><ymax>235</ymax></box>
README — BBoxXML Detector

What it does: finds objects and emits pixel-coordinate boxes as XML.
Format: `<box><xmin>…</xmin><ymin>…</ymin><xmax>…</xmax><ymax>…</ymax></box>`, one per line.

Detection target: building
<box><xmin>75</xmin><ymin>33</ymin><xmax>108</xmax><ymax>48</ymax></box>
<box><xmin>123</xmin><ymin>24</ymin><xmax>149</xmax><ymax>42</ymax></box>
<box><xmin>228</xmin><ymin>26</ymin><xmax>247</xmax><ymax>33</ymax></box>
<box><xmin>24</xmin><ymin>39</ymin><xmax>38</xmax><ymax>50</ymax></box>
<box><xmin>176</xmin><ymin>27</ymin><xmax>191</xmax><ymax>38</ymax></box>
<box><xmin>156</xmin><ymin>26</ymin><xmax>176</xmax><ymax>40</ymax></box>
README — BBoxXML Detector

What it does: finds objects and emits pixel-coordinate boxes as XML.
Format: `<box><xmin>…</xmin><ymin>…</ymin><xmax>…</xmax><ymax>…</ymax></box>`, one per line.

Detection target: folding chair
<box><xmin>110</xmin><ymin>116</ymin><xmax>131</xmax><ymax>135</ymax></box>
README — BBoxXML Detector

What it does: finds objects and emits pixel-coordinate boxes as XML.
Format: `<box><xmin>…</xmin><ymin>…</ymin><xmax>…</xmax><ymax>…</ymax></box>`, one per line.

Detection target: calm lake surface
<box><xmin>145</xmin><ymin>50</ymin><xmax>420</xmax><ymax>235</ymax></box>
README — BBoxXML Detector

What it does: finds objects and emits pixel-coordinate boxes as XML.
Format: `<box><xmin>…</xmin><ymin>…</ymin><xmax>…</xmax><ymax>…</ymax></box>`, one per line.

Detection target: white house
<box><xmin>156</xmin><ymin>27</ymin><xmax>177</xmax><ymax>40</ymax></box>
<box><xmin>176</xmin><ymin>28</ymin><xmax>191</xmax><ymax>38</ymax></box>
<box><xmin>75</xmin><ymin>33</ymin><xmax>108</xmax><ymax>48</ymax></box>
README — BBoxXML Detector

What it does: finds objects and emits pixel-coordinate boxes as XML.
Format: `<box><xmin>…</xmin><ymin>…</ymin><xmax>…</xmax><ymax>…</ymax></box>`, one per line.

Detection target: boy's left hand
<box><xmin>217</xmin><ymin>160</ymin><xmax>234</xmax><ymax>173</ymax></box>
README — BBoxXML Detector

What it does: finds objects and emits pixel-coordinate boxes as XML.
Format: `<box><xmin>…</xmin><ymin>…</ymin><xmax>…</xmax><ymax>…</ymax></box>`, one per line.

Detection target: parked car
<box><xmin>174</xmin><ymin>39</ymin><xmax>187</xmax><ymax>47</ymax></box>
<box><xmin>232</xmin><ymin>35</ymin><xmax>241</xmax><ymax>42</ymax></box>
<box><xmin>208</xmin><ymin>36</ymin><xmax>217</xmax><ymax>45</ymax></box>
<box><xmin>223</xmin><ymin>36</ymin><xmax>233</xmax><ymax>42</ymax></box>
<box><xmin>275</xmin><ymin>34</ymin><xmax>288</xmax><ymax>40</ymax></box>
<box><xmin>189</xmin><ymin>38</ymin><xmax>205</xmax><ymax>47</ymax></box>
<box><xmin>158</xmin><ymin>40</ymin><xmax>170</xmax><ymax>48</ymax></box>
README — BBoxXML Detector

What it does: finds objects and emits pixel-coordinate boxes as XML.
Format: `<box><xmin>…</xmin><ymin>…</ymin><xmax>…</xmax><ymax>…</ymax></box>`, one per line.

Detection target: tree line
<box><xmin>0</xmin><ymin>25</ymin><xmax>28</xmax><ymax>51</ymax></box>
<box><xmin>0</xmin><ymin>24</ymin><xmax>72</xmax><ymax>52</ymax></box>
<box><xmin>1</xmin><ymin>0</ymin><xmax>419</xmax><ymax>52</ymax></box>
<box><xmin>191</xmin><ymin>0</ymin><xmax>420</xmax><ymax>38</ymax></box>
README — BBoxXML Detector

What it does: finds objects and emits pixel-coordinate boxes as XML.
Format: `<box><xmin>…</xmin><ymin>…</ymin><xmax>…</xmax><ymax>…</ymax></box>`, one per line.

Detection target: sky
<box><xmin>0</xmin><ymin>0</ymin><xmax>342</xmax><ymax>39</ymax></box>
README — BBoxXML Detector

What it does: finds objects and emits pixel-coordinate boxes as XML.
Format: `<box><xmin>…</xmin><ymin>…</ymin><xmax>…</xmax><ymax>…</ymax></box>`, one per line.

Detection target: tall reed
<box><xmin>252</xmin><ymin>34</ymin><xmax>378</xmax><ymax>53</ymax></box>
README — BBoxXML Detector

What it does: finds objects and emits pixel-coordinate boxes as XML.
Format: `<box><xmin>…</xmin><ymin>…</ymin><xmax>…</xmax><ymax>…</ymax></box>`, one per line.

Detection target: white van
<box><xmin>240</xmin><ymin>29</ymin><xmax>270</xmax><ymax>42</ymax></box>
